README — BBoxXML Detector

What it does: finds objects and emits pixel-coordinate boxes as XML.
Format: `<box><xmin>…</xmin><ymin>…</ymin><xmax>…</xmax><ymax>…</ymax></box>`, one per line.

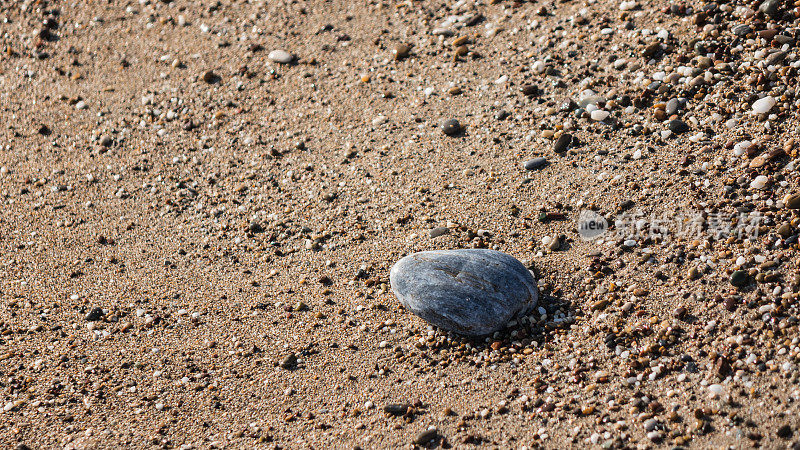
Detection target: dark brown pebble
<box><xmin>520</xmin><ymin>85</ymin><xmax>539</xmax><ymax>97</ymax></box>
<box><xmin>280</xmin><ymin>353</ymin><xmax>297</xmax><ymax>369</ymax></box>
<box><xmin>553</xmin><ymin>133</ymin><xmax>572</xmax><ymax>153</ymax></box>
<box><xmin>441</xmin><ymin>119</ymin><xmax>462</xmax><ymax>136</ymax></box>
<box><xmin>393</xmin><ymin>44</ymin><xmax>412</xmax><ymax>60</ymax></box>
<box><xmin>85</xmin><ymin>307</ymin><xmax>104</xmax><ymax>321</ymax></box>
<box><xmin>202</xmin><ymin>70</ymin><xmax>218</xmax><ymax>83</ymax></box>
<box><xmin>668</xmin><ymin>119</ymin><xmax>690</xmax><ymax>134</ymax></box>
<box><xmin>384</xmin><ymin>403</ymin><xmax>411</xmax><ymax>416</ymax></box>
<box><xmin>777</xmin><ymin>424</ymin><xmax>793</xmax><ymax>439</ymax></box>
<box><xmin>643</xmin><ymin>42</ymin><xmax>660</xmax><ymax>58</ymax></box>
<box><xmin>414</xmin><ymin>429</ymin><xmax>440</xmax><ymax>445</ymax></box>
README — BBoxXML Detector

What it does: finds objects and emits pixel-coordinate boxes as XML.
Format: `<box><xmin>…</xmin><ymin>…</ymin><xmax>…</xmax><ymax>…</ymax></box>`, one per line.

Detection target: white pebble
<box><xmin>750</xmin><ymin>175</ymin><xmax>768</xmax><ymax>189</ymax></box>
<box><xmin>268</xmin><ymin>50</ymin><xmax>294</xmax><ymax>64</ymax></box>
<box><xmin>733</xmin><ymin>140</ymin><xmax>752</xmax><ymax>157</ymax></box>
<box><xmin>752</xmin><ymin>96</ymin><xmax>776</xmax><ymax>114</ymax></box>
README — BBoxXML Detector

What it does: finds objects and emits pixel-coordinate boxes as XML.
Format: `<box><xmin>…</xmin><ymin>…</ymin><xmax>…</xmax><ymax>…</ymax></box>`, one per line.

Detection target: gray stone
<box><xmin>732</xmin><ymin>24</ymin><xmax>752</xmax><ymax>37</ymax></box>
<box><xmin>766</xmin><ymin>51</ymin><xmax>787</xmax><ymax>67</ymax></box>
<box><xmin>383</xmin><ymin>403</ymin><xmax>411</xmax><ymax>416</ymax></box>
<box><xmin>429</xmin><ymin>227</ymin><xmax>449</xmax><ymax>238</ymax></box>
<box><xmin>665</xmin><ymin>98</ymin><xmax>679</xmax><ymax>115</ymax></box>
<box><xmin>759</xmin><ymin>0</ymin><xmax>782</xmax><ymax>18</ymax></box>
<box><xmin>524</xmin><ymin>157</ymin><xmax>548</xmax><ymax>171</ymax></box>
<box><xmin>389</xmin><ymin>249</ymin><xmax>538</xmax><ymax>335</ymax></box>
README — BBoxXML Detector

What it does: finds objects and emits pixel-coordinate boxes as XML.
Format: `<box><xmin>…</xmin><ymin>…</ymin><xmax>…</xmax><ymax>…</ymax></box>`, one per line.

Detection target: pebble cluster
<box><xmin>0</xmin><ymin>0</ymin><xmax>800</xmax><ymax>448</ymax></box>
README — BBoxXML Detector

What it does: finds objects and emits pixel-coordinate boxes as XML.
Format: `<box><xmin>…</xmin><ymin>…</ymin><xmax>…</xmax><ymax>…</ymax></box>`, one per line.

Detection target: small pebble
<box><xmin>668</xmin><ymin>119</ymin><xmax>690</xmax><ymax>134</ymax></box>
<box><xmin>413</xmin><ymin>428</ymin><xmax>439</xmax><ymax>445</ymax></box>
<box><xmin>280</xmin><ymin>353</ymin><xmax>298</xmax><ymax>369</ymax></box>
<box><xmin>201</xmin><ymin>70</ymin><xmax>218</xmax><ymax>83</ymax></box>
<box><xmin>730</xmin><ymin>270</ymin><xmax>748</xmax><ymax>287</ymax></box>
<box><xmin>750</xmin><ymin>175</ymin><xmax>768</xmax><ymax>190</ymax></box>
<box><xmin>441</xmin><ymin>119</ymin><xmax>462</xmax><ymax>136</ymax></box>
<box><xmin>553</xmin><ymin>133</ymin><xmax>572</xmax><ymax>153</ymax></box>
<box><xmin>524</xmin><ymin>157</ymin><xmax>548</xmax><ymax>171</ymax></box>
<box><xmin>429</xmin><ymin>227</ymin><xmax>449</xmax><ymax>238</ymax></box>
<box><xmin>393</xmin><ymin>44</ymin><xmax>412</xmax><ymax>60</ymax></box>
<box><xmin>85</xmin><ymin>307</ymin><xmax>104</xmax><ymax>322</ymax></box>
<box><xmin>268</xmin><ymin>50</ymin><xmax>294</xmax><ymax>64</ymax></box>
<box><xmin>752</xmin><ymin>96</ymin><xmax>776</xmax><ymax>114</ymax></box>
<box><xmin>783</xmin><ymin>193</ymin><xmax>800</xmax><ymax>210</ymax></box>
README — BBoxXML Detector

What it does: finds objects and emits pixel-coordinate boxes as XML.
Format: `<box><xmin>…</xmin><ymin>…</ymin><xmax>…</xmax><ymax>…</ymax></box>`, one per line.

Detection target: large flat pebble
<box><xmin>390</xmin><ymin>249</ymin><xmax>538</xmax><ymax>335</ymax></box>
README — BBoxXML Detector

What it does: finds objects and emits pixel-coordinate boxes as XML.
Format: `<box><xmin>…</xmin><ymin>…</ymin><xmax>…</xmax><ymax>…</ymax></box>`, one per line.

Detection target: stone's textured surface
<box><xmin>750</xmin><ymin>175</ymin><xmax>768</xmax><ymax>189</ymax></box>
<box><xmin>390</xmin><ymin>249</ymin><xmax>538</xmax><ymax>336</ymax></box>
<box><xmin>766</xmin><ymin>51</ymin><xmax>787</xmax><ymax>67</ymax></box>
<box><xmin>268</xmin><ymin>50</ymin><xmax>294</xmax><ymax>64</ymax></box>
<box><xmin>414</xmin><ymin>429</ymin><xmax>440</xmax><ymax>445</ymax></box>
